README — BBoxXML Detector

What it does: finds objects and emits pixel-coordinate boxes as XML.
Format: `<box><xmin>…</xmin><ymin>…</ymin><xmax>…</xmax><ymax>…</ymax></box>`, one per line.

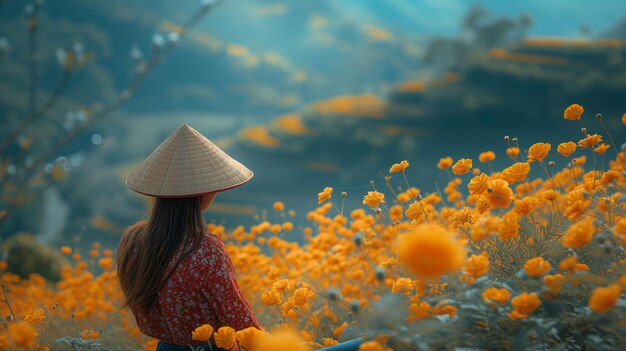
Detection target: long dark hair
<box><xmin>117</xmin><ymin>196</ymin><xmax>206</xmax><ymax>310</ymax></box>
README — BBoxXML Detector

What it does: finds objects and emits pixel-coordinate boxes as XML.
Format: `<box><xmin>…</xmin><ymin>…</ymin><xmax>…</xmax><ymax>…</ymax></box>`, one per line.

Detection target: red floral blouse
<box><xmin>117</xmin><ymin>229</ymin><xmax>261</xmax><ymax>347</ymax></box>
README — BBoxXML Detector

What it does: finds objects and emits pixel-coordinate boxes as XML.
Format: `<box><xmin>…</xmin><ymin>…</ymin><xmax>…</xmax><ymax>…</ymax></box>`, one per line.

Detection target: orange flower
<box><xmin>214</xmin><ymin>326</ymin><xmax>236</xmax><ymax>350</ymax></box>
<box><xmin>389</xmin><ymin>160</ymin><xmax>409</xmax><ymax>173</ymax></box>
<box><xmin>594</xmin><ymin>143</ymin><xmax>610</xmax><ymax>155</ymax></box>
<box><xmin>405</xmin><ymin>201</ymin><xmax>425</xmax><ymax>223</ymax></box>
<box><xmin>362</xmin><ymin>191</ymin><xmax>385</xmax><ymax>207</ymax></box>
<box><xmin>511</xmin><ymin>292</ymin><xmax>541</xmax><ymax>315</ymax></box>
<box><xmin>544</xmin><ymin>274</ymin><xmax>565</xmax><ymax>294</ymax></box>
<box><xmin>358</xmin><ymin>340</ymin><xmax>393</xmax><ymax>351</ymax></box>
<box><xmin>478</xmin><ymin>151</ymin><xmax>495</xmax><ymax>163</ymax></box>
<box><xmin>60</xmin><ymin>246</ymin><xmax>72</xmax><ymax>255</ymax></box>
<box><xmin>482</xmin><ymin>287</ymin><xmax>510</xmax><ymax>307</ymax></box>
<box><xmin>81</xmin><ymin>329</ymin><xmax>100</xmax><ymax>340</ymax></box>
<box><xmin>502</xmin><ymin>162</ymin><xmax>530</xmax><ymax>183</ymax></box>
<box><xmin>514</xmin><ymin>196</ymin><xmax>540</xmax><ymax>216</ymax></box>
<box><xmin>317</xmin><ymin>187</ymin><xmax>333</xmax><ymax>204</ymax></box>
<box><xmin>578</xmin><ymin>134</ymin><xmax>602</xmax><ymax>149</ymax></box>
<box><xmin>506</xmin><ymin>147</ymin><xmax>520</xmax><ymax>159</ymax></box>
<box><xmin>253</xmin><ymin>328</ymin><xmax>310</xmax><ymax>351</ymax></box>
<box><xmin>524</xmin><ymin>257</ymin><xmax>552</xmax><ymax>277</ymax></box>
<box><xmin>397</xmin><ymin>224</ymin><xmax>466</xmax><ymax>279</ymax></box>
<box><xmin>273</xmin><ymin>201</ymin><xmax>285</xmax><ymax>212</ymax></box>
<box><xmin>589</xmin><ymin>284</ymin><xmax>621</xmax><ymax>314</ymax></box>
<box><xmin>292</xmin><ymin>287</ymin><xmax>314</xmax><ymax>306</ymax></box>
<box><xmin>622</xmin><ymin>112</ymin><xmax>626</xmax><ymax>125</ymax></box>
<box><xmin>192</xmin><ymin>324</ymin><xmax>214</xmax><ymax>342</ymax></box>
<box><xmin>8</xmin><ymin>322</ymin><xmax>38</xmax><ymax>349</ymax></box>
<box><xmin>463</xmin><ymin>254</ymin><xmax>489</xmax><ymax>278</ymax></box>
<box><xmin>468</xmin><ymin>173</ymin><xmax>489</xmax><ymax>195</ymax></box>
<box><xmin>557</xmin><ymin>141</ymin><xmax>577</xmax><ymax>157</ymax></box>
<box><xmin>235</xmin><ymin>327</ymin><xmax>266</xmax><ymax>350</ymax></box>
<box><xmin>559</xmin><ymin>256</ymin><xmax>589</xmax><ymax>273</ymax></box>
<box><xmin>528</xmin><ymin>142</ymin><xmax>551</xmax><ymax>162</ymax></box>
<box><xmin>261</xmin><ymin>289</ymin><xmax>281</xmax><ymax>305</ymax></box>
<box><xmin>486</xmin><ymin>179</ymin><xmax>513</xmax><ymax>209</ymax></box>
<box><xmin>452</xmin><ymin>158</ymin><xmax>472</xmax><ymax>175</ymax></box>
<box><xmin>24</xmin><ymin>308</ymin><xmax>46</xmax><ymax>324</ymax></box>
<box><xmin>563</xmin><ymin>217</ymin><xmax>595</xmax><ymax>249</ymax></box>
<box><xmin>563</xmin><ymin>103</ymin><xmax>584</xmax><ymax>120</ymax></box>
<box><xmin>437</xmin><ymin>157</ymin><xmax>453</xmax><ymax>170</ymax></box>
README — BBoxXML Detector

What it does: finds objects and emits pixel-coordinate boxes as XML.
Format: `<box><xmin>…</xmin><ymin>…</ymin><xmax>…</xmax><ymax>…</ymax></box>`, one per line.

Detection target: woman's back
<box><xmin>118</xmin><ymin>227</ymin><xmax>260</xmax><ymax>346</ymax></box>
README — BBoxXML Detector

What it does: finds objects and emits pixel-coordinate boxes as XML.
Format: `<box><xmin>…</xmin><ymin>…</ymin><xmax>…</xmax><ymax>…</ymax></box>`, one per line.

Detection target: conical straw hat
<box><xmin>126</xmin><ymin>124</ymin><xmax>253</xmax><ymax>197</ymax></box>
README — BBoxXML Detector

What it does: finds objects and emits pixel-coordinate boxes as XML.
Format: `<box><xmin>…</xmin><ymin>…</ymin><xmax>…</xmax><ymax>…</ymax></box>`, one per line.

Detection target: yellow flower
<box><xmin>214</xmin><ymin>326</ymin><xmax>236</xmax><ymax>350</ymax></box>
<box><xmin>543</xmin><ymin>274</ymin><xmax>565</xmax><ymax>294</ymax></box>
<box><xmin>273</xmin><ymin>201</ymin><xmax>285</xmax><ymax>212</ymax></box>
<box><xmin>468</xmin><ymin>173</ymin><xmax>489</xmax><ymax>195</ymax></box>
<box><xmin>235</xmin><ymin>327</ymin><xmax>266</xmax><ymax>350</ymax></box>
<box><xmin>506</xmin><ymin>147</ymin><xmax>520</xmax><ymax>159</ymax></box>
<box><xmin>563</xmin><ymin>217</ymin><xmax>595</xmax><ymax>249</ymax></box>
<box><xmin>397</xmin><ymin>224</ymin><xmax>466</xmax><ymax>279</ymax></box>
<box><xmin>563</xmin><ymin>103</ymin><xmax>584</xmax><ymax>120</ymax></box>
<box><xmin>362</xmin><ymin>191</ymin><xmax>385</xmax><ymax>207</ymax></box>
<box><xmin>578</xmin><ymin>134</ymin><xmax>602</xmax><ymax>149</ymax></box>
<box><xmin>557</xmin><ymin>141</ymin><xmax>577</xmax><ymax>157</ymax></box>
<box><xmin>452</xmin><ymin>158</ymin><xmax>472</xmax><ymax>175</ymax></box>
<box><xmin>527</xmin><ymin>142</ymin><xmax>551</xmax><ymax>162</ymax></box>
<box><xmin>502</xmin><ymin>162</ymin><xmax>530</xmax><ymax>183</ymax></box>
<box><xmin>317</xmin><ymin>187</ymin><xmax>333</xmax><ymax>204</ymax></box>
<box><xmin>482</xmin><ymin>287</ymin><xmax>510</xmax><ymax>307</ymax></box>
<box><xmin>478</xmin><ymin>151</ymin><xmax>495</xmax><ymax>163</ymax></box>
<box><xmin>192</xmin><ymin>324</ymin><xmax>214</xmax><ymax>342</ymax></box>
<box><xmin>437</xmin><ymin>157</ymin><xmax>453</xmax><ymax>170</ymax></box>
<box><xmin>524</xmin><ymin>257</ymin><xmax>552</xmax><ymax>277</ymax></box>
<box><xmin>24</xmin><ymin>308</ymin><xmax>46</xmax><ymax>324</ymax></box>
<box><xmin>8</xmin><ymin>322</ymin><xmax>38</xmax><ymax>349</ymax></box>
<box><xmin>389</xmin><ymin>160</ymin><xmax>409</xmax><ymax>173</ymax></box>
<box><xmin>292</xmin><ymin>287</ymin><xmax>314</xmax><ymax>306</ymax></box>
<box><xmin>463</xmin><ymin>254</ymin><xmax>489</xmax><ymax>278</ymax></box>
<box><xmin>486</xmin><ymin>179</ymin><xmax>513</xmax><ymax>209</ymax></box>
<box><xmin>589</xmin><ymin>284</ymin><xmax>621</xmax><ymax>314</ymax></box>
<box><xmin>511</xmin><ymin>292</ymin><xmax>541</xmax><ymax>315</ymax></box>
<box><xmin>261</xmin><ymin>289</ymin><xmax>281</xmax><ymax>305</ymax></box>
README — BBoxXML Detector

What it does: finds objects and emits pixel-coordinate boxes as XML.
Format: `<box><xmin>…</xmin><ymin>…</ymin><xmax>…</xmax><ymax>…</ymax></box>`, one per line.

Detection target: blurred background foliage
<box><xmin>0</xmin><ymin>0</ymin><xmax>625</xmax><ymax>271</ymax></box>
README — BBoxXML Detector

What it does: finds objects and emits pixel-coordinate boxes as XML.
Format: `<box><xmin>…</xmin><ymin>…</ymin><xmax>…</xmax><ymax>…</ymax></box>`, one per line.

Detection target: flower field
<box><xmin>1</xmin><ymin>105</ymin><xmax>625</xmax><ymax>350</ymax></box>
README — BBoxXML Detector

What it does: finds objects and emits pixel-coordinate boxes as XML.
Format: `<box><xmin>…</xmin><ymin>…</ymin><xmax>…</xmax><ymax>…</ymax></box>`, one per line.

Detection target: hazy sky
<box><xmin>335</xmin><ymin>0</ymin><xmax>626</xmax><ymax>37</ymax></box>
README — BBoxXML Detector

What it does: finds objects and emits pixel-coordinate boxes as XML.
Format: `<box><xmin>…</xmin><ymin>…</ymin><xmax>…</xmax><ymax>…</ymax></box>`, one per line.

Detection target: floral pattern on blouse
<box><xmin>117</xmin><ymin>231</ymin><xmax>260</xmax><ymax>347</ymax></box>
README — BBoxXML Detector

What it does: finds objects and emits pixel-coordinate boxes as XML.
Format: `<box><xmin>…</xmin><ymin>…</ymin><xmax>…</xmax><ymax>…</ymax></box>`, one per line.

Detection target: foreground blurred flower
<box><xmin>589</xmin><ymin>284</ymin><xmax>621</xmax><ymax>314</ymax></box>
<box><xmin>358</xmin><ymin>340</ymin><xmax>393</xmax><ymax>351</ymax></box>
<box><xmin>452</xmin><ymin>158</ymin><xmax>472</xmax><ymax>175</ymax></box>
<box><xmin>363</xmin><ymin>191</ymin><xmax>385</xmax><ymax>207</ymax></box>
<box><xmin>524</xmin><ymin>257</ymin><xmax>552</xmax><ymax>277</ymax></box>
<box><xmin>389</xmin><ymin>160</ymin><xmax>409</xmax><ymax>173</ymax></box>
<box><xmin>482</xmin><ymin>287</ymin><xmax>511</xmax><ymax>307</ymax></box>
<box><xmin>511</xmin><ymin>292</ymin><xmax>541</xmax><ymax>316</ymax></box>
<box><xmin>528</xmin><ymin>142</ymin><xmax>551</xmax><ymax>162</ymax></box>
<box><xmin>318</xmin><ymin>187</ymin><xmax>333</xmax><ymax>204</ymax></box>
<box><xmin>543</xmin><ymin>274</ymin><xmax>566</xmax><ymax>294</ymax></box>
<box><xmin>564</xmin><ymin>104</ymin><xmax>584</xmax><ymax>120</ymax></box>
<box><xmin>214</xmin><ymin>326</ymin><xmax>236</xmax><ymax>350</ymax></box>
<box><xmin>8</xmin><ymin>322</ymin><xmax>38</xmax><ymax>348</ymax></box>
<box><xmin>397</xmin><ymin>224</ymin><xmax>466</xmax><ymax>279</ymax></box>
<box><xmin>192</xmin><ymin>324</ymin><xmax>214</xmax><ymax>342</ymax></box>
<box><xmin>563</xmin><ymin>217</ymin><xmax>595</xmax><ymax>249</ymax></box>
<box><xmin>253</xmin><ymin>328</ymin><xmax>311</xmax><ymax>351</ymax></box>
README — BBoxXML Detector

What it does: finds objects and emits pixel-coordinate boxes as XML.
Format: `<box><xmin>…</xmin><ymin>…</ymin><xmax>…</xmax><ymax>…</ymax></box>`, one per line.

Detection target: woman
<box><xmin>117</xmin><ymin>124</ymin><xmax>362</xmax><ymax>351</ymax></box>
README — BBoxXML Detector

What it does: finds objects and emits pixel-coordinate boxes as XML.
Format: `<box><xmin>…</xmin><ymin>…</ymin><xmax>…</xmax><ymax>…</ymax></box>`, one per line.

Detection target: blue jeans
<box><xmin>156</xmin><ymin>341</ymin><xmax>228</xmax><ymax>351</ymax></box>
<box><xmin>156</xmin><ymin>338</ymin><xmax>362</xmax><ymax>351</ymax></box>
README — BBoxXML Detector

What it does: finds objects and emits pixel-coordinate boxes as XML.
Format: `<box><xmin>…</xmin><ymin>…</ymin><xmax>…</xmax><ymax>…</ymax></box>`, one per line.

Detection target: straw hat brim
<box><xmin>125</xmin><ymin>123</ymin><xmax>254</xmax><ymax>197</ymax></box>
